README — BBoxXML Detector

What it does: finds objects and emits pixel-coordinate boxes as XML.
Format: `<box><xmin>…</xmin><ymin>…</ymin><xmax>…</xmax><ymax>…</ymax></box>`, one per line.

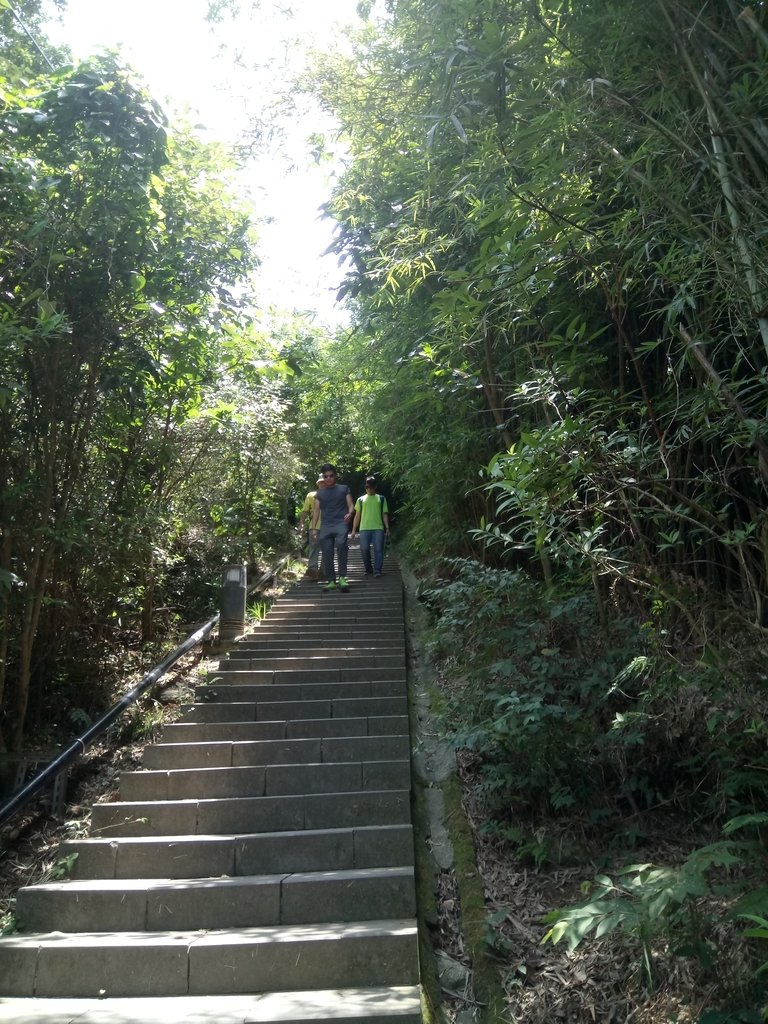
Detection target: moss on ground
<box><xmin>408</xmin><ymin>672</ymin><xmax>444</xmax><ymax>1022</ymax></box>
<box><xmin>443</xmin><ymin>772</ymin><xmax>507</xmax><ymax>1021</ymax></box>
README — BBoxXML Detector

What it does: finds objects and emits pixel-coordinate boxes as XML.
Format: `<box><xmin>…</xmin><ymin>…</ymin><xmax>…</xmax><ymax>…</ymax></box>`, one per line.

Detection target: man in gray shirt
<box><xmin>310</xmin><ymin>463</ymin><xmax>355</xmax><ymax>591</ymax></box>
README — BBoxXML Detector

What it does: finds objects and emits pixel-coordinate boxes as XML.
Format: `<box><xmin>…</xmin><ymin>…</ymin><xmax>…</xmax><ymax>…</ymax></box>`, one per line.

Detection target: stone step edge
<box><xmin>123</xmin><ymin>758</ymin><xmax>410</xmax><ymax>781</ymax></box>
<box><xmin>0</xmin><ymin>986</ymin><xmax>422</xmax><ymax>1023</ymax></box>
<box><xmin>63</xmin><ymin>822</ymin><xmax>412</xmax><ymax>849</ymax></box>
<box><xmin>159</xmin><ymin>716</ymin><xmax>409</xmax><ymax>740</ymax></box>
<box><xmin>20</xmin><ymin>864</ymin><xmax>414</xmax><ymax>896</ymax></box>
<box><xmin>63</xmin><ymin>819</ymin><xmax>415</xmax><ymax>868</ymax></box>
<box><xmin>146</xmin><ymin>734</ymin><xmax>409</xmax><ymax>751</ymax></box>
<box><xmin>3</xmin><ymin>918</ymin><xmax>417</xmax><ymax>947</ymax></box>
<box><xmin>16</xmin><ymin>867</ymin><xmax>416</xmax><ymax>933</ymax></box>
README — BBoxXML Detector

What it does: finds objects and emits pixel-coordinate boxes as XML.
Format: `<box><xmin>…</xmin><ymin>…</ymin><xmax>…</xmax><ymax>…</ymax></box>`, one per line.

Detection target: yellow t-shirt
<box><xmin>301</xmin><ymin>490</ymin><xmax>321</xmax><ymax>527</ymax></box>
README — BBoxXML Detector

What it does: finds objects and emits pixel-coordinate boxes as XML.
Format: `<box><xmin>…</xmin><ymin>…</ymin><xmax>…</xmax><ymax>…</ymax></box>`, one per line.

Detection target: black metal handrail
<box><xmin>0</xmin><ymin>559</ymin><xmax>288</xmax><ymax>829</ymax></box>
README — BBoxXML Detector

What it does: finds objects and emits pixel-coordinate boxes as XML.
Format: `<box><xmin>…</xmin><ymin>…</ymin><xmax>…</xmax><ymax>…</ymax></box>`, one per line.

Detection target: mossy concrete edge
<box><xmin>401</xmin><ymin>561</ymin><xmax>507</xmax><ymax>1023</ymax></box>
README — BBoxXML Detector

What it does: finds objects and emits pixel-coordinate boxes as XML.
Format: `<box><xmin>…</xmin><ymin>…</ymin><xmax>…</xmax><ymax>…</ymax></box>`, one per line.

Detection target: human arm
<box><xmin>343</xmin><ymin>489</ymin><xmax>354</xmax><ymax>523</ymax></box>
<box><xmin>298</xmin><ymin>492</ymin><xmax>312</xmax><ymax>530</ymax></box>
<box><xmin>310</xmin><ymin>497</ymin><xmax>321</xmax><ymax>533</ymax></box>
<box><xmin>351</xmin><ymin>500</ymin><xmax>361</xmax><ymax>536</ymax></box>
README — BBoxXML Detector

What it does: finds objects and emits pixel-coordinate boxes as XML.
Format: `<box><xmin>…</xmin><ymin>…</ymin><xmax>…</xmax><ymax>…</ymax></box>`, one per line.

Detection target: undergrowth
<box><xmin>422</xmin><ymin>557</ymin><xmax>768</xmax><ymax>1020</ymax></box>
<box><xmin>423</xmin><ymin>558</ymin><xmax>768</xmax><ymax>826</ymax></box>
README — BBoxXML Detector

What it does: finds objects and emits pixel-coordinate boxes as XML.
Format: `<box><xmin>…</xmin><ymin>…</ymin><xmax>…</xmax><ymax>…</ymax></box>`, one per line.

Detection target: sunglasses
<box><xmin>322</xmin><ymin>473</ymin><xmax>336</xmax><ymax>478</ymax></box>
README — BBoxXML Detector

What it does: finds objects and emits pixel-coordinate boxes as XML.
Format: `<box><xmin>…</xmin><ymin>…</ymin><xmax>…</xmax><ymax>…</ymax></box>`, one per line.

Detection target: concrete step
<box><xmin>213</xmin><ymin>656</ymin><xmax>406</xmax><ymax>671</ymax></box>
<box><xmin>239</xmin><ymin>631</ymin><xmax>405</xmax><ymax>641</ymax></box>
<box><xmin>219</xmin><ymin>652</ymin><xmax>404</xmax><ymax>666</ymax></box>
<box><xmin>143</xmin><ymin>734</ymin><xmax>410</xmax><ymax>769</ymax></box>
<box><xmin>248</xmin><ymin>609</ymin><xmax>403</xmax><ymax>621</ymax></box>
<box><xmin>274</xmin><ymin>582</ymin><xmax>401</xmax><ymax>599</ymax></box>
<box><xmin>196</xmin><ymin>681</ymin><xmax>404</xmax><ymax>704</ymax></box>
<box><xmin>63</xmin><ymin>823</ymin><xmax>414</xmax><ymax>878</ymax></box>
<box><xmin>276</xmin><ymin>577</ymin><xmax>401</xmax><ymax>593</ymax></box>
<box><xmin>219</xmin><ymin>655</ymin><xmax>406</xmax><ymax>672</ymax></box>
<box><xmin>90</xmin><ymin>788</ymin><xmax>411</xmax><ymax>836</ymax></box>
<box><xmin>204</xmin><ymin>668</ymin><xmax>406</xmax><ymax>686</ymax></box>
<box><xmin>241</xmin><ymin>628</ymin><xmax>405</xmax><ymax>641</ymax></box>
<box><xmin>159</xmin><ymin>715</ymin><xmax>409</xmax><ymax>743</ymax></box>
<box><xmin>202</xmin><ymin>668</ymin><xmax>406</xmax><ymax>685</ymax></box>
<box><xmin>278</xmin><ymin>582</ymin><xmax>401</xmax><ymax>592</ymax></box>
<box><xmin>1</xmin><ymin>919</ymin><xmax>419</xmax><ymax>997</ymax></box>
<box><xmin>0</xmin><ymin>558</ymin><xmax>419</xmax><ymax>1017</ymax></box>
<box><xmin>68</xmin><ymin>822</ymin><xmax>412</xmax><ymax>879</ymax></box>
<box><xmin>290</xmin><ymin>582</ymin><xmax>401</xmax><ymax>592</ymax></box>
<box><xmin>295</xmin><ymin>599</ymin><xmax>403</xmax><ymax>609</ymax></box>
<box><xmin>180</xmin><ymin>695</ymin><xmax>407</xmax><ymax>723</ymax></box>
<box><xmin>119</xmin><ymin>760</ymin><xmax>411</xmax><ymax>801</ymax></box>
<box><xmin>0</xmin><ymin>987</ymin><xmax>423</xmax><ymax>1023</ymax></box>
<box><xmin>264</xmin><ymin>603</ymin><xmax>402</xmax><ymax>614</ymax></box>
<box><xmin>225</xmin><ymin>641</ymin><xmax>404</xmax><ymax>655</ymax></box>
<box><xmin>271</xmin><ymin>597</ymin><xmax>402</xmax><ymax>607</ymax></box>
<box><xmin>251</xmin><ymin>603</ymin><xmax>402</xmax><ymax>614</ymax></box>
<box><xmin>16</xmin><ymin>866</ymin><xmax>416</xmax><ymax>932</ymax></box>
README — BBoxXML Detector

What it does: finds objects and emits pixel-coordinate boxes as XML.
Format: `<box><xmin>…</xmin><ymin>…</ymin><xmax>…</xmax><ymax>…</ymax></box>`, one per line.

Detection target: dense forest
<box><xmin>2</xmin><ymin>0</ymin><xmax>768</xmax><ymax>1020</ymax></box>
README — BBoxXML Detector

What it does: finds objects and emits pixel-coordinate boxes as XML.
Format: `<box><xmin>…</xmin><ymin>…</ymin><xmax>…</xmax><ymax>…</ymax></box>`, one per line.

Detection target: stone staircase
<box><xmin>0</xmin><ymin>559</ymin><xmax>421</xmax><ymax>1022</ymax></box>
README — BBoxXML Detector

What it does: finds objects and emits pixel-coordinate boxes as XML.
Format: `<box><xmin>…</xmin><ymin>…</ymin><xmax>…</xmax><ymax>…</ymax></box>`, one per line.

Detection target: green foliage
<box><xmin>67</xmin><ymin>707</ymin><xmax>91</xmax><ymax>731</ymax></box>
<box><xmin>425</xmin><ymin>558</ymin><xmax>768</xmax><ymax>831</ymax></box>
<box><xmin>44</xmin><ymin>852</ymin><xmax>79</xmax><ymax>882</ymax></box>
<box><xmin>698</xmin><ymin>1011</ymin><xmax>764</xmax><ymax>1024</ymax></box>
<box><xmin>0</xmin><ymin>911</ymin><xmax>18</xmax><ymax>936</ymax></box>
<box><xmin>543</xmin><ymin>816</ymin><xmax>768</xmax><ymax>1015</ymax></box>
<box><xmin>0</xmin><ymin>43</ymin><xmax>313</xmax><ymax>748</ymax></box>
<box><xmin>303</xmin><ymin>0</ymin><xmax>768</xmax><ymax>630</ymax></box>
<box><xmin>424</xmin><ymin>558</ymin><xmax>645</xmax><ymax>818</ymax></box>
<box><xmin>0</xmin><ymin>0</ymin><xmax>68</xmax><ymax>79</ymax></box>
<box><xmin>129</xmin><ymin>698</ymin><xmax>165</xmax><ymax>741</ymax></box>
<box><xmin>542</xmin><ymin>844</ymin><xmax>745</xmax><ymax>957</ymax></box>
<box><xmin>247</xmin><ymin>598</ymin><xmax>270</xmax><ymax>622</ymax></box>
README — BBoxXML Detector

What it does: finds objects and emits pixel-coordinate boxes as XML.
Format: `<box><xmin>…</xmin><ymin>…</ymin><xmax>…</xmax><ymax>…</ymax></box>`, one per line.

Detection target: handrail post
<box><xmin>48</xmin><ymin>768</ymin><xmax>68</xmax><ymax>818</ymax></box>
<box><xmin>219</xmin><ymin>563</ymin><xmax>247</xmax><ymax>642</ymax></box>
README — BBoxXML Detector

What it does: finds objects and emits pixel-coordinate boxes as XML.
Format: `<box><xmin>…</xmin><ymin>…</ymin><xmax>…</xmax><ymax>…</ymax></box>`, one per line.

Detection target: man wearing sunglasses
<box><xmin>309</xmin><ymin>464</ymin><xmax>355</xmax><ymax>592</ymax></box>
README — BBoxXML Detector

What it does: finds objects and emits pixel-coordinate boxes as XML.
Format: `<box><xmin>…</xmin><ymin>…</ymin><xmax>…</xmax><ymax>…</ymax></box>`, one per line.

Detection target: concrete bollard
<box><xmin>219</xmin><ymin>563</ymin><xmax>247</xmax><ymax>642</ymax></box>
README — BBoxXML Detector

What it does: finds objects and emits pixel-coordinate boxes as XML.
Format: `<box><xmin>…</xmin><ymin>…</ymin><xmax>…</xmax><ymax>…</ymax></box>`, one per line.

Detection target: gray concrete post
<box><xmin>219</xmin><ymin>563</ymin><xmax>247</xmax><ymax>642</ymax></box>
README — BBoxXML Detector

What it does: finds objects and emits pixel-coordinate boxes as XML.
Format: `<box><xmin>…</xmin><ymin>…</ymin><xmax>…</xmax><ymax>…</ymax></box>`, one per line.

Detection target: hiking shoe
<box><xmin>337</xmin><ymin>577</ymin><xmax>349</xmax><ymax>592</ymax></box>
<box><xmin>322</xmin><ymin>581</ymin><xmax>337</xmax><ymax>592</ymax></box>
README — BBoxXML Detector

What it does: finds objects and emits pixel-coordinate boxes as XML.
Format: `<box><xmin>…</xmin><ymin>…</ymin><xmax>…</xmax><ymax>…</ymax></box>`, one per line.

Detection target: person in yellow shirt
<box><xmin>298</xmin><ymin>476</ymin><xmax>326</xmax><ymax>580</ymax></box>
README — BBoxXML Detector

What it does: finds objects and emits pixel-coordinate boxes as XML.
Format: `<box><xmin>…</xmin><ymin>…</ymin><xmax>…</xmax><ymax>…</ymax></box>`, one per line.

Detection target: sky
<box><xmin>42</xmin><ymin>0</ymin><xmax>364</xmax><ymax>327</ymax></box>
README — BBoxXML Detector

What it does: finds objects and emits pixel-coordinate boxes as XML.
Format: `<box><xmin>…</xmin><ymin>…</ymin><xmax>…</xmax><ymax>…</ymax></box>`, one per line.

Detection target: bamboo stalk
<box><xmin>657</xmin><ymin>0</ymin><xmax>768</xmax><ymax>360</ymax></box>
<box><xmin>679</xmin><ymin>324</ymin><xmax>768</xmax><ymax>483</ymax></box>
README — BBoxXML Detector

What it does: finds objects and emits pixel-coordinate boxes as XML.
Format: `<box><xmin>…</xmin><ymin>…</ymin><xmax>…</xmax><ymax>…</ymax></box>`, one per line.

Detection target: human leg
<box><xmin>307</xmin><ymin>535</ymin><xmax>320</xmax><ymax>572</ymax></box>
<box><xmin>334</xmin><ymin>522</ymin><xmax>349</xmax><ymax>578</ymax></box>
<box><xmin>358</xmin><ymin>530</ymin><xmax>374</xmax><ymax>573</ymax></box>
<box><xmin>319</xmin><ymin>530</ymin><xmax>336</xmax><ymax>583</ymax></box>
<box><xmin>370</xmin><ymin>530</ymin><xmax>385</xmax><ymax>574</ymax></box>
